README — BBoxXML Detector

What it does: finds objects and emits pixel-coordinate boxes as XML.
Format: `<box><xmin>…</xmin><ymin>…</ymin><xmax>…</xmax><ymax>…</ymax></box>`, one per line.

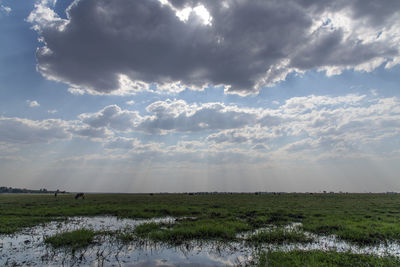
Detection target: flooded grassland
<box><xmin>1</xmin><ymin>193</ymin><xmax>400</xmax><ymax>266</ymax></box>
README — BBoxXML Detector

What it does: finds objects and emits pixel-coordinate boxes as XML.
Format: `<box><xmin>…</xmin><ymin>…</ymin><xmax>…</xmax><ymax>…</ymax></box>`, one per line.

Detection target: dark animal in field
<box><xmin>54</xmin><ymin>189</ymin><xmax>60</xmax><ymax>197</ymax></box>
<box><xmin>75</xmin><ymin>193</ymin><xmax>85</xmax><ymax>199</ymax></box>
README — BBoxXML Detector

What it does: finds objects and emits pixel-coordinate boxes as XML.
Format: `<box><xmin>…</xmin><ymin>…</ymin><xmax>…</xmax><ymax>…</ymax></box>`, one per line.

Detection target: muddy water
<box><xmin>1</xmin><ymin>217</ymin><xmax>399</xmax><ymax>266</ymax></box>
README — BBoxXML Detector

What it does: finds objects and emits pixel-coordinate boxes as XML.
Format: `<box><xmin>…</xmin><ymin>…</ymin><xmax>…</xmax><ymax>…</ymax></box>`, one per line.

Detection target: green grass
<box><xmin>44</xmin><ymin>229</ymin><xmax>95</xmax><ymax>251</ymax></box>
<box><xmin>133</xmin><ymin>219</ymin><xmax>250</xmax><ymax>244</ymax></box>
<box><xmin>256</xmin><ymin>250</ymin><xmax>400</xmax><ymax>267</ymax></box>
<box><xmin>134</xmin><ymin>222</ymin><xmax>163</xmax><ymax>237</ymax></box>
<box><xmin>248</xmin><ymin>228</ymin><xmax>313</xmax><ymax>244</ymax></box>
<box><xmin>2</xmin><ymin>193</ymin><xmax>400</xmax><ymax>245</ymax></box>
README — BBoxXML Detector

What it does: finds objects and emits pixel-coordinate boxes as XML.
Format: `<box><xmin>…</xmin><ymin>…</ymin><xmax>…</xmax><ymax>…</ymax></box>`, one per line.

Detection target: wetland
<box><xmin>1</xmin><ymin>193</ymin><xmax>400</xmax><ymax>266</ymax></box>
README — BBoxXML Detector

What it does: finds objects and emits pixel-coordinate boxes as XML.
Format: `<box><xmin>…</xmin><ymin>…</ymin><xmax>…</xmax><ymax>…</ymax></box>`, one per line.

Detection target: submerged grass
<box><xmin>2</xmin><ymin>193</ymin><xmax>400</xmax><ymax>245</ymax></box>
<box><xmin>257</xmin><ymin>250</ymin><xmax>400</xmax><ymax>267</ymax></box>
<box><xmin>44</xmin><ymin>228</ymin><xmax>95</xmax><ymax>251</ymax></box>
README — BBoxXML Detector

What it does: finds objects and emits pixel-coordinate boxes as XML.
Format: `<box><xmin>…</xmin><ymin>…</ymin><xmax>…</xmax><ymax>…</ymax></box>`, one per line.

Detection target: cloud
<box><xmin>0</xmin><ymin>115</ymin><xmax>112</xmax><ymax>145</ymax></box>
<box><xmin>2</xmin><ymin>93</ymin><xmax>399</xmax><ymax>164</ymax></box>
<box><xmin>26</xmin><ymin>100</ymin><xmax>40</xmax><ymax>107</ymax></box>
<box><xmin>206</xmin><ymin>131</ymin><xmax>249</xmax><ymax>144</ymax></box>
<box><xmin>252</xmin><ymin>144</ymin><xmax>268</xmax><ymax>150</ymax></box>
<box><xmin>69</xmin><ymin>94</ymin><xmax>400</xmax><ymax>159</ymax></box>
<box><xmin>280</xmin><ymin>94</ymin><xmax>366</xmax><ymax>114</ymax></box>
<box><xmin>0</xmin><ymin>117</ymin><xmax>71</xmax><ymax>144</ymax></box>
<box><xmin>79</xmin><ymin>105</ymin><xmax>139</xmax><ymax>132</ymax></box>
<box><xmin>126</xmin><ymin>100</ymin><xmax>135</xmax><ymax>105</ymax></box>
<box><xmin>137</xmin><ymin>99</ymin><xmax>258</xmax><ymax>133</ymax></box>
<box><xmin>172</xmin><ymin>140</ymin><xmax>206</xmax><ymax>151</ymax></box>
<box><xmin>68</xmin><ymin>87</ymin><xmax>85</xmax><ymax>95</ymax></box>
<box><xmin>268</xmin><ymin>95</ymin><xmax>400</xmax><ymax>160</ymax></box>
<box><xmin>0</xmin><ymin>142</ymin><xmax>20</xmax><ymax>153</ymax></box>
<box><xmin>0</xmin><ymin>4</ymin><xmax>11</xmax><ymax>15</ymax></box>
<box><xmin>206</xmin><ymin>126</ymin><xmax>278</xmax><ymax>147</ymax></box>
<box><xmin>27</xmin><ymin>0</ymin><xmax>400</xmax><ymax>95</ymax></box>
<box><xmin>68</xmin><ymin>125</ymin><xmax>112</xmax><ymax>140</ymax></box>
<box><xmin>202</xmin><ymin>94</ymin><xmax>400</xmax><ymax>160</ymax></box>
<box><xmin>104</xmin><ymin>137</ymin><xmax>139</xmax><ymax>150</ymax></box>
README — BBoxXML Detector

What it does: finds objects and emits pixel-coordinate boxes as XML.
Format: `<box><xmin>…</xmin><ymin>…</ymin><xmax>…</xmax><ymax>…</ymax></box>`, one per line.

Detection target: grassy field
<box><xmin>1</xmin><ymin>193</ymin><xmax>400</xmax><ymax>245</ymax></box>
<box><xmin>1</xmin><ymin>193</ymin><xmax>400</xmax><ymax>265</ymax></box>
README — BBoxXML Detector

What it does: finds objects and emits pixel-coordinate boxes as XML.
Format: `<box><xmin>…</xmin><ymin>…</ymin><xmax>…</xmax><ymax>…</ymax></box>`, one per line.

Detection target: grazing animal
<box><xmin>54</xmin><ymin>189</ymin><xmax>60</xmax><ymax>197</ymax></box>
<box><xmin>75</xmin><ymin>193</ymin><xmax>85</xmax><ymax>199</ymax></box>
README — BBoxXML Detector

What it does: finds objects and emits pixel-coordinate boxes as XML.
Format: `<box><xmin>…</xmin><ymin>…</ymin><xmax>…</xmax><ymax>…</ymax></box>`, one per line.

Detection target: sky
<box><xmin>1</xmin><ymin>0</ymin><xmax>400</xmax><ymax>193</ymax></box>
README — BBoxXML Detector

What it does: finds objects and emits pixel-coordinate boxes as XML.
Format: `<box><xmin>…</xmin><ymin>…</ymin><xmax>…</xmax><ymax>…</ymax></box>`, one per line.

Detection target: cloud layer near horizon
<box><xmin>2</xmin><ymin>93</ymin><xmax>399</xmax><ymax>166</ymax></box>
<box><xmin>28</xmin><ymin>0</ymin><xmax>400</xmax><ymax>95</ymax></box>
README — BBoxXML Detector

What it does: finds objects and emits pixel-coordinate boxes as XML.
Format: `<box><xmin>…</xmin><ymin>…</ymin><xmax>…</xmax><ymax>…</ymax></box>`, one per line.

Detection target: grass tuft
<box><xmin>249</xmin><ymin>228</ymin><xmax>313</xmax><ymax>244</ymax></box>
<box><xmin>44</xmin><ymin>229</ymin><xmax>95</xmax><ymax>251</ymax></box>
<box><xmin>132</xmin><ymin>220</ymin><xmax>250</xmax><ymax>244</ymax></box>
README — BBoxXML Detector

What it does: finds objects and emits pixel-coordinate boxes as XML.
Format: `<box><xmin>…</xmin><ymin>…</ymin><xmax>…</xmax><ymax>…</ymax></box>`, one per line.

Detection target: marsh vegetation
<box><xmin>1</xmin><ymin>193</ymin><xmax>400</xmax><ymax>266</ymax></box>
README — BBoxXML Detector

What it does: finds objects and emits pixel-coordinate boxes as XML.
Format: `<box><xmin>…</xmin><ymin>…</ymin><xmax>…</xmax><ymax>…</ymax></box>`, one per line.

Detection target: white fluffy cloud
<box><xmin>1</xmin><ymin>94</ymin><xmax>399</xmax><ymax>164</ymax></box>
<box><xmin>74</xmin><ymin>94</ymin><xmax>400</xmax><ymax>157</ymax></box>
<box><xmin>205</xmin><ymin>94</ymin><xmax>400</xmax><ymax>160</ymax></box>
<box><xmin>138</xmin><ymin>99</ymin><xmax>259</xmax><ymax>133</ymax></box>
<box><xmin>27</xmin><ymin>0</ymin><xmax>400</xmax><ymax>95</ymax></box>
<box><xmin>79</xmin><ymin>105</ymin><xmax>139</xmax><ymax>132</ymax></box>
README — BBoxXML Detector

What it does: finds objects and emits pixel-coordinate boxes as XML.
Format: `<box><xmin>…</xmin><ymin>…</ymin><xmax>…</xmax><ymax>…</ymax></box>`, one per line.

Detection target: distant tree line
<box><xmin>0</xmin><ymin>186</ymin><xmax>67</xmax><ymax>194</ymax></box>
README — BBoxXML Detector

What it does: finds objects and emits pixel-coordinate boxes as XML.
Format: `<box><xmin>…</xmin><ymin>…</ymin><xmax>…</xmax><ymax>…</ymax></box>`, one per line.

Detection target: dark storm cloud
<box><xmin>28</xmin><ymin>0</ymin><xmax>400</xmax><ymax>94</ymax></box>
<box><xmin>290</xmin><ymin>28</ymin><xmax>397</xmax><ymax>70</ymax></box>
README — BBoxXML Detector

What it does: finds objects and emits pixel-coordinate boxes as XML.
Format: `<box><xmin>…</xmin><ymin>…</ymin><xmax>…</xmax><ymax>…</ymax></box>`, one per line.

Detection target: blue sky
<box><xmin>1</xmin><ymin>0</ymin><xmax>400</xmax><ymax>192</ymax></box>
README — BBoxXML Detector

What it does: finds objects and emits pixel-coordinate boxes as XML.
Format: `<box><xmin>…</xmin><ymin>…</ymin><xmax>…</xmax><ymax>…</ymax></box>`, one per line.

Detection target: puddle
<box><xmin>282</xmin><ymin>233</ymin><xmax>400</xmax><ymax>257</ymax></box>
<box><xmin>240</xmin><ymin>222</ymin><xmax>400</xmax><ymax>258</ymax></box>
<box><xmin>1</xmin><ymin>217</ymin><xmax>399</xmax><ymax>266</ymax></box>
<box><xmin>0</xmin><ymin>216</ymin><xmax>252</xmax><ymax>266</ymax></box>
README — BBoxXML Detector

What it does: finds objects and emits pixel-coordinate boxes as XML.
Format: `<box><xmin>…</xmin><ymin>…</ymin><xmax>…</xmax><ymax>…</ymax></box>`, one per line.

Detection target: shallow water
<box><xmin>1</xmin><ymin>217</ymin><xmax>399</xmax><ymax>266</ymax></box>
<box><xmin>0</xmin><ymin>216</ymin><xmax>252</xmax><ymax>266</ymax></box>
<box><xmin>238</xmin><ymin>222</ymin><xmax>400</xmax><ymax>257</ymax></box>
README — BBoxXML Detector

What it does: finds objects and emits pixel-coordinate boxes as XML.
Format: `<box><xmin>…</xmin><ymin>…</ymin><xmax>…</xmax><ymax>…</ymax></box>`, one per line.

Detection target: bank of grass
<box><xmin>0</xmin><ymin>215</ymin><xmax>60</xmax><ymax>234</ymax></box>
<box><xmin>132</xmin><ymin>219</ymin><xmax>250</xmax><ymax>244</ymax></box>
<box><xmin>122</xmin><ymin>220</ymin><xmax>311</xmax><ymax>245</ymax></box>
<box><xmin>301</xmin><ymin>217</ymin><xmax>400</xmax><ymax>245</ymax></box>
<box><xmin>44</xmin><ymin>229</ymin><xmax>96</xmax><ymax>251</ymax></box>
<box><xmin>248</xmin><ymin>228</ymin><xmax>313</xmax><ymax>244</ymax></box>
<box><xmin>2</xmin><ymin>193</ymin><xmax>400</xmax><ymax>245</ymax></box>
<box><xmin>256</xmin><ymin>250</ymin><xmax>400</xmax><ymax>266</ymax></box>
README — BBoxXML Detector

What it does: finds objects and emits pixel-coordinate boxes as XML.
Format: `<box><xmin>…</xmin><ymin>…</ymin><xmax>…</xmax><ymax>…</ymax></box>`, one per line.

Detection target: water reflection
<box><xmin>0</xmin><ymin>216</ymin><xmax>251</xmax><ymax>266</ymax></box>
